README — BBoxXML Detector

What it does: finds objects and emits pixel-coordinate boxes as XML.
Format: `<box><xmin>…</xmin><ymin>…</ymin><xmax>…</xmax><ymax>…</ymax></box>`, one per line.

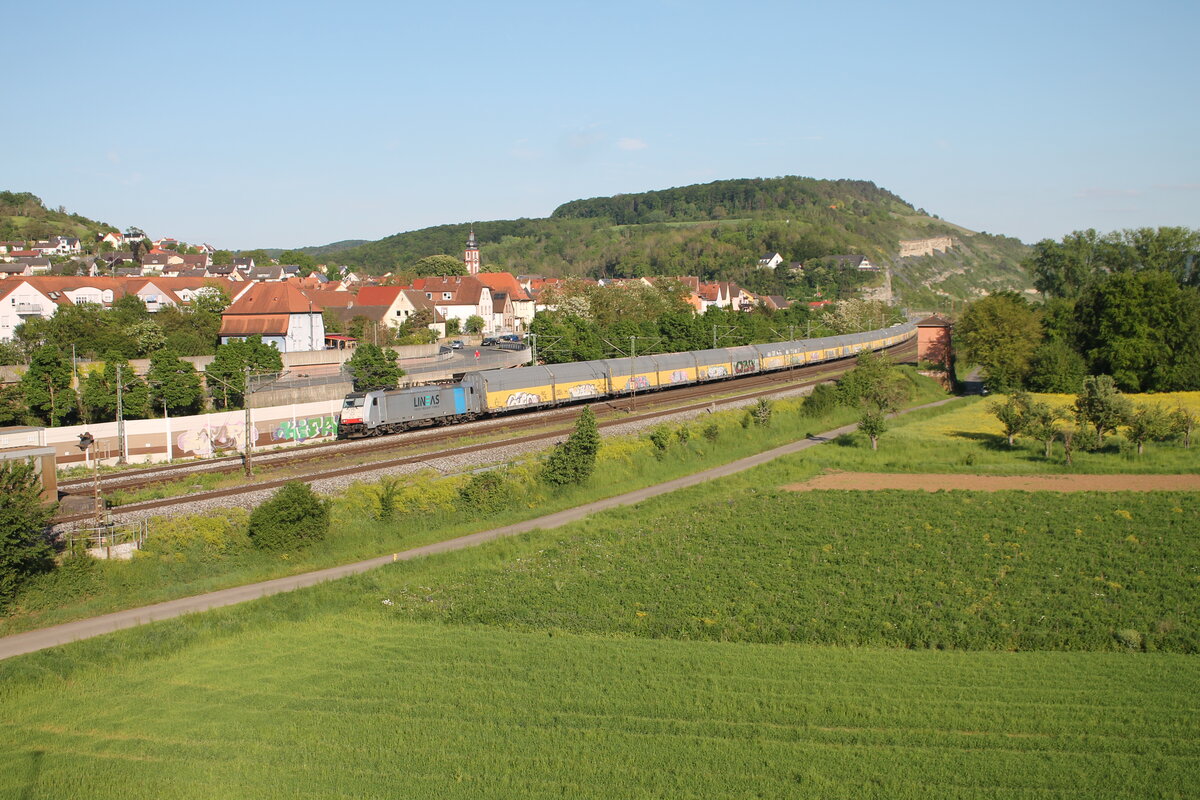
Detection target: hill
<box><xmin>263</xmin><ymin>239</ymin><xmax>370</xmax><ymax>259</ymax></box>
<box><xmin>0</xmin><ymin>191</ymin><xmax>118</xmax><ymax>245</ymax></box>
<box><xmin>332</xmin><ymin>177</ymin><xmax>1034</xmax><ymax>304</ymax></box>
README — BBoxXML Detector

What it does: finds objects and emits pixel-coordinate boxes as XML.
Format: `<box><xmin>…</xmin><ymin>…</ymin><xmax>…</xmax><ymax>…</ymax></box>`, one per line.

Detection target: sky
<box><xmin>5</xmin><ymin>0</ymin><xmax>1198</xmax><ymax>250</ymax></box>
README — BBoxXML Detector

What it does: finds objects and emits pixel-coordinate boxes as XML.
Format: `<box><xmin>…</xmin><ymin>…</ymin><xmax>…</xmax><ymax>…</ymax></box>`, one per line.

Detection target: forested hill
<box><xmin>313</xmin><ymin>176</ymin><xmax>1034</xmax><ymax>303</ymax></box>
<box><xmin>0</xmin><ymin>191</ymin><xmax>118</xmax><ymax>243</ymax></box>
<box><xmin>551</xmin><ymin>177</ymin><xmax>915</xmax><ymax>224</ymax></box>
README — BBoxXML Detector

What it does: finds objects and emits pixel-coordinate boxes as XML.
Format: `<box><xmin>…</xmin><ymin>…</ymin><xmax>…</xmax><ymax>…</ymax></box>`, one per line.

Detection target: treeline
<box><xmin>7</xmin><ymin>334</ymin><xmax>284</xmax><ymax>428</ymax></box>
<box><xmin>551</xmin><ymin>177</ymin><xmax>914</xmax><ymax>225</ymax></box>
<box><xmin>958</xmin><ymin>227</ymin><xmax>1200</xmax><ymax>393</ymax></box>
<box><xmin>1</xmin><ymin>289</ymin><xmax>231</xmax><ymax>365</ymax></box>
<box><xmin>527</xmin><ymin>281</ymin><xmax>820</xmax><ymax>364</ymax></box>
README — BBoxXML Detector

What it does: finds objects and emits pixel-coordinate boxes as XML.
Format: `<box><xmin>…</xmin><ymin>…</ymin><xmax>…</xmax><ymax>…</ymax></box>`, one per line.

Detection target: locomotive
<box><xmin>338</xmin><ymin>322</ymin><xmax>916</xmax><ymax>438</ymax></box>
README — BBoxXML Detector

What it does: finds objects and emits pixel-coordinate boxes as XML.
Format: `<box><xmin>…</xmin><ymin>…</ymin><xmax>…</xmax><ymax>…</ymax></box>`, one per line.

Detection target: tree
<box><xmin>837</xmin><ymin>351</ymin><xmax>911</xmax><ymax>450</ymax></box>
<box><xmin>247</xmin><ymin>482</ymin><xmax>329</xmax><ymax>550</ymax></box>
<box><xmin>956</xmin><ymin>293</ymin><xmax>1042</xmax><ymax>392</ymax></box>
<box><xmin>345</xmin><ymin>343</ymin><xmax>403</xmax><ymax>391</ymax></box>
<box><xmin>445</xmin><ymin>319</ymin><xmax>461</xmax><ymax>337</ymax></box>
<box><xmin>412</xmin><ymin>254</ymin><xmax>465</xmax><ymax>276</ymax></box>
<box><xmin>1172</xmin><ymin>406</ymin><xmax>1196</xmax><ymax>448</ymax></box>
<box><xmin>465</xmin><ymin>314</ymin><xmax>485</xmax><ymax>334</ymax></box>
<box><xmin>1023</xmin><ymin>400</ymin><xmax>1063</xmax><ymax>458</ymax></box>
<box><xmin>81</xmin><ymin>355</ymin><xmax>150</xmax><ymax>423</ymax></box>
<box><xmin>21</xmin><ymin>345</ymin><xmax>75</xmax><ymax>425</ymax></box>
<box><xmin>206</xmin><ymin>336</ymin><xmax>283</xmax><ymax>408</ymax></box>
<box><xmin>129</xmin><ymin>319</ymin><xmax>167</xmax><ymax>356</ymax></box>
<box><xmin>1073</xmin><ymin>375</ymin><xmax>1132</xmax><ymax>444</ymax></box>
<box><xmin>1125</xmin><ymin>404</ymin><xmax>1175</xmax><ymax>455</ymax></box>
<box><xmin>1026</xmin><ymin>339</ymin><xmax>1087</xmax><ymax>393</ymax></box>
<box><xmin>542</xmin><ymin>406</ymin><xmax>601</xmax><ymax>486</ymax></box>
<box><xmin>211</xmin><ymin>249</ymin><xmax>233</xmax><ymax>266</ymax></box>
<box><xmin>0</xmin><ymin>458</ymin><xmax>55</xmax><ymax>608</ymax></box>
<box><xmin>990</xmin><ymin>391</ymin><xmax>1032</xmax><ymax>447</ymax></box>
<box><xmin>1074</xmin><ymin>270</ymin><xmax>1186</xmax><ymax>391</ymax></box>
<box><xmin>146</xmin><ymin>349</ymin><xmax>204</xmax><ymax>415</ymax></box>
<box><xmin>0</xmin><ymin>385</ymin><xmax>29</xmax><ymax>426</ymax></box>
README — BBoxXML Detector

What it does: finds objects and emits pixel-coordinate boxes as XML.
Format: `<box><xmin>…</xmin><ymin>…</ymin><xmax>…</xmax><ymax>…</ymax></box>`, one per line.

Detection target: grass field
<box><xmin>2</xmin><ymin>620</ymin><xmax>1196</xmax><ymax>799</ymax></box>
<box><xmin>799</xmin><ymin>392</ymin><xmax>1200</xmax><ymax>475</ymax></box>
<box><xmin>3</xmin><ymin>380</ymin><xmax>1198</xmax><ymax>796</ymax></box>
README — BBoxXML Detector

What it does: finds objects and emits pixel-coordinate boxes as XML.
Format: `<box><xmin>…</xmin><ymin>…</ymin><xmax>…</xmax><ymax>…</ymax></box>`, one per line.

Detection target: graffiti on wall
<box><xmin>568</xmin><ymin>383</ymin><xmax>599</xmax><ymax>398</ymax></box>
<box><xmin>733</xmin><ymin>359</ymin><xmax>758</xmax><ymax>375</ymax></box>
<box><xmin>176</xmin><ymin>422</ymin><xmax>260</xmax><ymax>459</ymax></box>
<box><xmin>273</xmin><ymin>415</ymin><xmax>338</xmax><ymax>442</ymax></box>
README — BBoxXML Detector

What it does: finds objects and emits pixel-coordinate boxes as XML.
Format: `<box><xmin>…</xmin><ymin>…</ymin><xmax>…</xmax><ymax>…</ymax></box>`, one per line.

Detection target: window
<box><xmin>443</xmin><ymin>292</ymin><xmax>452</xmax><ymax>300</ymax></box>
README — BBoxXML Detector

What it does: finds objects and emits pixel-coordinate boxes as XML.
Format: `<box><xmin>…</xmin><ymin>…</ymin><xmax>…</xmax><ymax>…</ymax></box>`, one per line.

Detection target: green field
<box><xmin>2</xmin><ymin>620</ymin><xmax>1196</xmax><ymax>799</ymax></box>
<box><xmin>3</xmin><ymin>485</ymin><xmax>1198</xmax><ymax>797</ymax></box>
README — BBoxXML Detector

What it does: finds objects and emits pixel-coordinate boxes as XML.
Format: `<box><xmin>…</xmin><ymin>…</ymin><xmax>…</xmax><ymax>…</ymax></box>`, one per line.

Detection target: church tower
<box><xmin>464</xmin><ymin>227</ymin><xmax>480</xmax><ymax>275</ymax></box>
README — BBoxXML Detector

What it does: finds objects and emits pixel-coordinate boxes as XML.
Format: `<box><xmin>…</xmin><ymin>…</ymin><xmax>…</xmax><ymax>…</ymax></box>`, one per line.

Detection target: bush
<box><xmin>647</xmin><ymin>426</ymin><xmax>672</xmax><ymax>458</ymax></box>
<box><xmin>542</xmin><ymin>407</ymin><xmax>601</xmax><ymax>486</ymax></box>
<box><xmin>751</xmin><ymin>398</ymin><xmax>773</xmax><ymax>427</ymax></box>
<box><xmin>248</xmin><ymin>482</ymin><xmax>330</xmax><ymax>551</ymax></box>
<box><xmin>457</xmin><ymin>470</ymin><xmax>511</xmax><ymax>515</ymax></box>
<box><xmin>144</xmin><ymin>509</ymin><xmax>251</xmax><ymax>562</ymax></box>
<box><xmin>702</xmin><ymin>421</ymin><xmax>720</xmax><ymax>441</ymax></box>
<box><xmin>802</xmin><ymin>383</ymin><xmax>839</xmax><ymax>418</ymax></box>
<box><xmin>0</xmin><ymin>458</ymin><xmax>56</xmax><ymax>608</ymax></box>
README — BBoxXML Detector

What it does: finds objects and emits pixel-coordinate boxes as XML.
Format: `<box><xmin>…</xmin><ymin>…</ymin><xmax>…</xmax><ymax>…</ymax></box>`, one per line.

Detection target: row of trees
<box><xmin>991</xmin><ymin>376</ymin><xmax>1196</xmax><ymax>462</ymax></box>
<box><xmin>1</xmin><ymin>289</ymin><xmax>231</xmax><ymax>366</ymax></box>
<box><xmin>958</xmin><ymin>227</ymin><xmax>1200</xmax><ymax>393</ymax></box>
<box><xmin>9</xmin><ymin>335</ymin><xmax>286</xmax><ymax>427</ymax></box>
<box><xmin>528</xmin><ymin>280</ymin><xmax>825</xmax><ymax>364</ymax></box>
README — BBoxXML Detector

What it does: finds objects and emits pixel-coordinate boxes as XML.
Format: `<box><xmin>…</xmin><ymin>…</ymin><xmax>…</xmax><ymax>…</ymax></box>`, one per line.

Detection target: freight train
<box><xmin>338</xmin><ymin>322</ymin><xmax>917</xmax><ymax>437</ymax></box>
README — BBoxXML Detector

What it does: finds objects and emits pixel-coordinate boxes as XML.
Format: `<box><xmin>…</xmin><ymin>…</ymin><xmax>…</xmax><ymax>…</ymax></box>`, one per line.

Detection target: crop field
<box><xmin>0</xmin><ymin>620</ymin><xmax>1195</xmax><ymax>799</ymax></box>
<box><xmin>3</xmin><ymin>483</ymin><xmax>1198</xmax><ymax>797</ymax></box>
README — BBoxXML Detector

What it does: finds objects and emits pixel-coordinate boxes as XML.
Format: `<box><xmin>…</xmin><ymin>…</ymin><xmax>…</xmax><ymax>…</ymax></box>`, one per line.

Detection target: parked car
<box><xmin>481</xmin><ymin>337</ymin><xmax>499</xmax><ymax>346</ymax></box>
<box><xmin>450</xmin><ymin>340</ymin><xmax>464</xmax><ymax>349</ymax></box>
<box><xmin>500</xmin><ymin>334</ymin><xmax>521</xmax><ymax>342</ymax></box>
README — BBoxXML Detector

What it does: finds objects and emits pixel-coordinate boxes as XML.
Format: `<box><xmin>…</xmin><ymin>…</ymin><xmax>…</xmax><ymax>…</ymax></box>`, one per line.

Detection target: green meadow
<box><xmin>3</xmin><ymin>484</ymin><xmax>1198</xmax><ymax>797</ymax></box>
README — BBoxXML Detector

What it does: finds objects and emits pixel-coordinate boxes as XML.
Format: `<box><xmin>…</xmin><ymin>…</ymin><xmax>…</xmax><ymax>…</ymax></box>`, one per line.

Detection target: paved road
<box><xmin>0</xmin><ymin>397</ymin><xmax>959</xmax><ymax>661</ymax></box>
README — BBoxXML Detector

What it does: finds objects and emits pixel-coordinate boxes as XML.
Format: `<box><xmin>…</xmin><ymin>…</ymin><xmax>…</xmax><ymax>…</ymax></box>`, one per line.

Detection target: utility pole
<box><xmin>528</xmin><ymin>332</ymin><xmax>537</xmax><ymax>366</ymax></box>
<box><xmin>116</xmin><ymin>364</ymin><xmax>127</xmax><ymax>465</ymax></box>
<box><xmin>243</xmin><ymin>365</ymin><xmax>253</xmax><ymax>476</ymax></box>
<box><xmin>629</xmin><ymin>335</ymin><xmax>636</xmax><ymax>411</ymax></box>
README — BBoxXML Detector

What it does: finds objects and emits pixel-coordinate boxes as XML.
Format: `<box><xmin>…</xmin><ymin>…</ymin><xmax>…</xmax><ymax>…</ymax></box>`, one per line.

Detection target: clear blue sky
<box><xmin>5</xmin><ymin>0</ymin><xmax>1197</xmax><ymax>250</ymax></box>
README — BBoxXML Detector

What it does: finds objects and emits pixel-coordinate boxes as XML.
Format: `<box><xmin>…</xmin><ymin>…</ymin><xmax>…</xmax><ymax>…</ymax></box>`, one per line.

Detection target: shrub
<box><xmin>751</xmin><ymin>398</ymin><xmax>773</xmax><ymax>427</ymax></box>
<box><xmin>144</xmin><ymin>509</ymin><xmax>251</xmax><ymax>562</ymax></box>
<box><xmin>0</xmin><ymin>458</ymin><xmax>56</xmax><ymax>608</ymax></box>
<box><xmin>1114</xmin><ymin>629</ymin><xmax>1144</xmax><ymax>651</ymax></box>
<box><xmin>802</xmin><ymin>383</ymin><xmax>838</xmax><ymax>418</ymax></box>
<box><xmin>647</xmin><ymin>426</ymin><xmax>672</xmax><ymax>458</ymax></box>
<box><xmin>542</xmin><ymin>407</ymin><xmax>601</xmax><ymax>486</ymax></box>
<box><xmin>248</xmin><ymin>482</ymin><xmax>330</xmax><ymax>551</ymax></box>
<box><xmin>675</xmin><ymin>425</ymin><xmax>690</xmax><ymax>445</ymax></box>
<box><xmin>457</xmin><ymin>470</ymin><xmax>511</xmax><ymax>515</ymax></box>
<box><xmin>702</xmin><ymin>421</ymin><xmax>720</xmax><ymax>441</ymax></box>
<box><xmin>375</xmin><ymin>476</ymin><xmax>402</xmax><ymax>521</ymax></box>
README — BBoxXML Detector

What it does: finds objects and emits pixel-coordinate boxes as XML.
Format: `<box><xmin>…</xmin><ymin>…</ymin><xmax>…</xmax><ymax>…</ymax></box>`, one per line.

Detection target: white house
<box><xmin>0</xmin><ymin>281</ymin><xmax>61</xmax><ymax>340</ymax></box>
<box><xmin>412</xmin><ymin>275</ymin><xmax>494</xmax><ymax>334</ymax></box>
<box><xmin>218</xmin><ymin>281</ymin><xmax>326</xmax><ymax>352</ymax></box>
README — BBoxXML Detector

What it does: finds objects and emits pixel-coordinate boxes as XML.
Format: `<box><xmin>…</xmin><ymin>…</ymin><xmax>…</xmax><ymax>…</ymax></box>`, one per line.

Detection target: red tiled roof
<box><xmin>219</xmin><ymin>315</ymin><xmax>290</xmax><ymax>336</ymax></box>
<box><xmin>356</xmin><ymin>285</ymin><xmax>404</xmax><ymax>306</ymax></box>
<box><xmin>224</xmin><ymin>281</ymin><xmax>322</xmax><ymax>315</ymax></box>
<box><xmin>475</xmin><ymin>272</ymin><xmax>530</xmax><ymax>302</ymax></box>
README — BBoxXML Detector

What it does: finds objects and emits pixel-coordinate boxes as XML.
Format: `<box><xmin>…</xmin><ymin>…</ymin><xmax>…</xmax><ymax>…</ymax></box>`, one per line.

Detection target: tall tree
<box><xmin>956</xmin><ymin>292</ymin><xmax>1042</xmax><ymax>392</ymax></box>
<box><xmin>81</xmin><ymin>355</ymin><xmax>150</xmax><ymax>423</ymax></box>
<box><xmin>21</xmin><ymin>345</ymin><xmax>75</xmax><ymax>425</ymax></box>
<box><xmin>0</xmin><ymin>459</ymin><xmax>55</xmax><ymax>608</ymax></box>
<box><xmin>205</xmin><ymin>336</ymin><xmax>283</xmax><ymax>408</ymax></box>
<box><xmin>345</xmin><ymin>343</ymin><xmax>403</xmax><ymax>391</ymax></box>
<box><xmin>836</xmin><ymin>351</ymin><xmax>911</xmax><ymax>450</ymax></box>
<box><xmin>146</xmin><ymin>349</ymin><xmax>204</xmax><ymax>415</ymax></box>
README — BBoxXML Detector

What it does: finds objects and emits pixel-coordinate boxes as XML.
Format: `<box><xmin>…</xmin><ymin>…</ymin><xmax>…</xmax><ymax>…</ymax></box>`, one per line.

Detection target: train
<box><xmin>337</xmin><ymin>322</ymin><xmax>917</xmax><ymax>437</ymax></box>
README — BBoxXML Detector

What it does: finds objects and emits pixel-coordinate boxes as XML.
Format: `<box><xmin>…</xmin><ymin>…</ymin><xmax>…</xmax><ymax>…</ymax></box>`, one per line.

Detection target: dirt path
<box><xmin>785</xmin><ymin>472</ymin><xmax>1200</xmax><ymax>492</ymax></box>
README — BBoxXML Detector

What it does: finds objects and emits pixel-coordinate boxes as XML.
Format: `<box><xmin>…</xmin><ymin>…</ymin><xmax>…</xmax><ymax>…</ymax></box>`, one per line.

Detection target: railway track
<box><xmin>54</xmin><ymin>340</ymin><xmax>915</xmax><ymax>524</ymax></box>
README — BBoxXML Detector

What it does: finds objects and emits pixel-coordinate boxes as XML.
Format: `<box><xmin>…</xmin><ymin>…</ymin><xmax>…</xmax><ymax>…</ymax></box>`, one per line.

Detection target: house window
<box><xmin>425</xmin><ymin>292</ymin><xmax>432</xmax><ymax>299</ymax></box>
<box><xmin>443</xmin><ymin>292</ymin><xmax>452</xmax><ymax>300</ymax></box>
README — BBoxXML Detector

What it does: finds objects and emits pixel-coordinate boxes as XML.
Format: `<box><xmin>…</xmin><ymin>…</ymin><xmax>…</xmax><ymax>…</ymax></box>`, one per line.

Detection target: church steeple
<box><xmin>464</xmin><ymin>227</ymin><xmax>480</xmax><ymax>275</ymax></box>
